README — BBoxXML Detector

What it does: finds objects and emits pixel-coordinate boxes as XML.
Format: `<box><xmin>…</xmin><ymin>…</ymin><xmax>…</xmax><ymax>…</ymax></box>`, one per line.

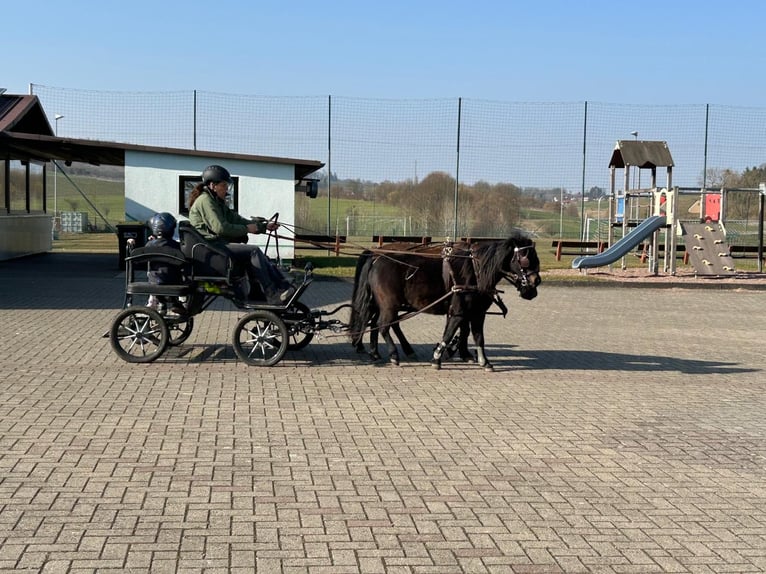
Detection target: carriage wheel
<box><xmin>232</xmin><ymin>310</ymin><xmax>288</xmax><ymax>366</ymax></box>
<box><xmin>110</xmin><ymin>307</ymin><xmax>169</xmax><ymax>363</ymax></box>
<box><xmin>283</xmin><ymin>301</ymin><xmax>315</xmax><ymax>350</ymax></box>
<box><xmin>167</xmin><ymin>315</ymin><xmax>194</xmax><ymax>346</ymax></box>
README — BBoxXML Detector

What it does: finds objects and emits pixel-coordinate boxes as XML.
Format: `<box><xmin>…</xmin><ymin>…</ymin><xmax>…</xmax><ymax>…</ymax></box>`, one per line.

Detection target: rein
<box><xmin>343</xmin><ymin>288</ymin><xmax>456</xmax><ymax>340</ymax></box>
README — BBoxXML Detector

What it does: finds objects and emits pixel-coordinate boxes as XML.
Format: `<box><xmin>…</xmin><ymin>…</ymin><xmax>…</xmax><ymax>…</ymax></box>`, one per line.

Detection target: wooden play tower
<box><xmin>608</xmin><ymin>140</ymin><xmax>678</xmax><ymax>274</ymax></box>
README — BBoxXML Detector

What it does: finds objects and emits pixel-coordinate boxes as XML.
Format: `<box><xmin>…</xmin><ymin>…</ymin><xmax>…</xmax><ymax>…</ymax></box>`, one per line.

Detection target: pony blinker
<box><xmin>513</xmin><ymin>246</ymin><xmax>530</xmax><ymax>269</ymax></box>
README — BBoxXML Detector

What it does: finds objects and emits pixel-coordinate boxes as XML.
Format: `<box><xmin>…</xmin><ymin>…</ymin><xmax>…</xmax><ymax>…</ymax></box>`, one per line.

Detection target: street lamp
<box><xmin>53</xmin><ymin>114</ymin><xmax>64</xmax><ymax>235</ymax></box>
<box><xmin>630</xmin><ymin>130</ymin><xmax>640</xmax><ymax>190</ymax></box>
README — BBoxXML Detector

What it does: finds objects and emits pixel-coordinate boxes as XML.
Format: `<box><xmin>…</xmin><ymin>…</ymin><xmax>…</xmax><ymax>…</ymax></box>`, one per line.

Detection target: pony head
<box><xmin>505</xmin><ymin>238</ymin><xmax>541</xmax><ymax>300</ymax></box>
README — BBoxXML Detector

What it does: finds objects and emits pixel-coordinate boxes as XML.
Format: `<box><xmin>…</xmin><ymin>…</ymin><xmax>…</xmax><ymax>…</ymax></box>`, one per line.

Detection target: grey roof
<box><xmin>0</xmin><ymin>94</ymin><xmax>324</xmax><ymax>181</ymax></box>
<box><xmin>609</xmin><ymin>140</ymin><xmax>674</xmax><ymax>169</ymax></box>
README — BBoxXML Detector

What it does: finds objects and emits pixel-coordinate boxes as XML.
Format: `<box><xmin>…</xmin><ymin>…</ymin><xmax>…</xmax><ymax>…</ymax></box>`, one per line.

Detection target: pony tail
<box><xmin>348</xmin><ymin>251</ymin><xmax>375</xmax><ymax>347</ymax></box>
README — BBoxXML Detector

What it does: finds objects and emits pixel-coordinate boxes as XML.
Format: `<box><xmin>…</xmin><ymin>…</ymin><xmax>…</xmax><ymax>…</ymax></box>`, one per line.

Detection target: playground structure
<box><xmin>573</xmin><ymin>140</ymin><xmax>766</xmax><ymax>275</ymax></box>
<box><xmin>574</xmin><ymin>140</ymin><xmax>679</xmax><ymax>274</ymax></box>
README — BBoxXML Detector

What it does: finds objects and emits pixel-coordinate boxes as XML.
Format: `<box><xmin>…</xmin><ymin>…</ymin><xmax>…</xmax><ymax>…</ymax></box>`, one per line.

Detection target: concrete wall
<box><xmin>124</xmin><ymin>151</ymin><xmax>296</xmax><ymax>257</ymax></box>
<box><xmin>0</xmin><ymin>215</ymin><xmax>53</xmax><ymax>261</ymax></box>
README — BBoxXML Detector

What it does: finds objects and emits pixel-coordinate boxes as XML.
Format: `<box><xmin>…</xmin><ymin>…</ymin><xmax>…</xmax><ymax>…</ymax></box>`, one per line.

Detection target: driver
<box><xmin>187</xmin><ymin>164</ymin><xmax>295</xmax><ymax>303</ymax></box>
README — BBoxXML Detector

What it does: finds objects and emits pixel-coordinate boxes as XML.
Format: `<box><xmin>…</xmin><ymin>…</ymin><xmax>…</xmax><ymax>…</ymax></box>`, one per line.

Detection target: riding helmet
<box><xmin>149</xmin><ymin>212</ymin><xmax>177</xmax><ymax>238</ymax></box>
<box><xmin>201</xmin><ymin>165</ymin><xmax>233</xmax><ymax>185</ymax></box>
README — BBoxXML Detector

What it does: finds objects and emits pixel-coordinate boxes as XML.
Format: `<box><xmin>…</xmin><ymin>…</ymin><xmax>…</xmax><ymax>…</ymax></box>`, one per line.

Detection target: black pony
<box><xmin>348</xmin><ymin>234</ymin><xmax>541</xmax><ymax>370</ymax></box>
<box><xmin>351</xmin><ymin>241</ymin><xmax>491</xmax><ymax>364</ymax></box>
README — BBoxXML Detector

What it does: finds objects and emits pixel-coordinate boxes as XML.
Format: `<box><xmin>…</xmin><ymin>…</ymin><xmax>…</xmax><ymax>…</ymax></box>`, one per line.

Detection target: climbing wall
<box><xmin>681</xmin><ymin>223</ymin><xmax>736</xmax><ymax>276</ymax></box>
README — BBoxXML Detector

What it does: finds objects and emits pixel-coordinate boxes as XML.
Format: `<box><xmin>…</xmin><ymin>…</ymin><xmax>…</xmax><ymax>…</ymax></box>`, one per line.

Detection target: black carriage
<box><xmin>108</xmin><ymin>221</ymin><xmax>345</xmax><ymax>366</ymax></box>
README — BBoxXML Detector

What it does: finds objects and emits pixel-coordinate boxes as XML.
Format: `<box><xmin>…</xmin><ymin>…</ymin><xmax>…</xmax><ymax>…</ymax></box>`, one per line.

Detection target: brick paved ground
<box><xmin>0</xmin><ymin>253</ymin><xmax>764</xmax><ymax>573</ymax></box>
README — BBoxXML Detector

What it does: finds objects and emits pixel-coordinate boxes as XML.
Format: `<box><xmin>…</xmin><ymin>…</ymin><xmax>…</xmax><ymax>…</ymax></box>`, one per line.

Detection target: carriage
<box><xmin>108</xmin><ymin>220</ymin><xmax>347</xmax><ymax>366</ymax></box>
<box><xmin>108</xmin><ymin>221</ymin><xmax>542</xmax><ymax>369</ymax></box>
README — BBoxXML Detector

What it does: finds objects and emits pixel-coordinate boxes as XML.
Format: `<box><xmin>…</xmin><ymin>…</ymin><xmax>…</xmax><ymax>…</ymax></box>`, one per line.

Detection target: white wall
<box><xmin>0</xmin><ymin>215</ymin><xmax>53</xmax><ymax>261</ymax></box>
<box><xmin>125</xmin><ymin>151</ymin><xmax>296</xmax><ymax>257</ymax></box>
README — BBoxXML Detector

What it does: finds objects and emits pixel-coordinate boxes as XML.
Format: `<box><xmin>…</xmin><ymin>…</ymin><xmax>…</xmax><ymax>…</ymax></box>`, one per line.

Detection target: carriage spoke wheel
<box><xmin>283</xmin><ymin>301</ymin><xmax>315</xmax><ymax>350</ymax></box>
<box><xmin>167</xmin><ymin>315</ymin><xmax>194</xmax><ymax>346</ymax></box>
<box><xmin>110</xmin><ymin>307</ymin><xmax>169</xmax><ymax>363</ymax></box>
<box><xmin>233</xmin><ymin>310</ymin><xmax>288</xmax><ymax>366</ymax></box>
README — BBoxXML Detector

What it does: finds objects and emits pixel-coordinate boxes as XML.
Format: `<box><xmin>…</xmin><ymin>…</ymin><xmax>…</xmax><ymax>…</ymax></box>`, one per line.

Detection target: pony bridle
<box><xmin>506</xmin><ymin>245</ymin><xmax>535</xmax><ymax>289</ymax></box>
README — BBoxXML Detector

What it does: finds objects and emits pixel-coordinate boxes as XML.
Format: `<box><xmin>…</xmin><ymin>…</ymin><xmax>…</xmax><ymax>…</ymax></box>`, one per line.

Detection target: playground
<box><xmin>570</xmin><ymin>140</ymin><xmax>765</xmax><ymax>278</ymax></box>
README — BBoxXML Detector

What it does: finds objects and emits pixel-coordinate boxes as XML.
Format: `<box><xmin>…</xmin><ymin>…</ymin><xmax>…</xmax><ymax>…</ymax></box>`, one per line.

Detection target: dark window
<box><xmin>179</xmin><ymin>176</ymin><xmax>238</xmax><ymax>216</ymax></box>
<box><xmin>29</xmin><ymin>162</ymin><xmax>44</xmax><ymax>213</ymax></box>
<box><xmin>0</xmin><ymin>160</ymin><xmax>7</xmax><ymax>213</ymax></box>
<box><xmin>9</xmin><ymin>160</ymin><xmax>27</xmax><ymax>213</ymax></box>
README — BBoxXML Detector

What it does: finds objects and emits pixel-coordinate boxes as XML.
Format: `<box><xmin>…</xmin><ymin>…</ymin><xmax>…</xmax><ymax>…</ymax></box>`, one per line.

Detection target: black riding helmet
<box><xmin>201</xmin><ymin>165</ymin><xmax>233</xmax><ymax>185</ymax></box>
<box><xmin>149</xmin><ymin>212</ymin><xmax>177</xmax><ymax>238</ymax></box>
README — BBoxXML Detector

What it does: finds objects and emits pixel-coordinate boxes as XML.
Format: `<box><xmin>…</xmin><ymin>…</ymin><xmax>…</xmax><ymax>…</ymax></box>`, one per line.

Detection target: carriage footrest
<box><xmin>126</xmin><ymin>282</ymin><xmax>191</xmax><ymax>297</ymax></box>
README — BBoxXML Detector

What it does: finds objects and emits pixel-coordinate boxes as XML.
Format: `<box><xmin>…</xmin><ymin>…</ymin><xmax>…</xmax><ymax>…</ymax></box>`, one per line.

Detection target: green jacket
<box><xmin>188</xmin><ymin>190</ymin><xmax>267</xmax><ymax>245</ymax></box>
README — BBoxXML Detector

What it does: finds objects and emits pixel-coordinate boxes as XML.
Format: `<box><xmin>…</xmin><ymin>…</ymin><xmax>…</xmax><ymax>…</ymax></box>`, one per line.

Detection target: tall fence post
<box><xmin>453</xmin><ymin>97</ymin><xmax>462</xmax><ymax>240</ymax></box>
<box><xmin>580</xmin><ymin>100</ymin><xmax>588</xmax><ymax>240</ymax></box>
<box><xmin>327</xmin><ymin>94</ymin><xmax>332</xmax><ymax>236</ymax></box>
<box><xmin>193</xmin><ymin>89</ymin><xmax>197</xmax><ymax>151</ymax></box>
<box><xmin>702</xmin><ymin>103</ymin><xmax>709</xmax><ymax>190</ymax></box>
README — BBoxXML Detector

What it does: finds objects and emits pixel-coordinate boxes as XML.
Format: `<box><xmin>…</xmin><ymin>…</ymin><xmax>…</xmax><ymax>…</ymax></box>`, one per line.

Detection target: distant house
<box><xmin>0</xmin><ymin>92</ymin><xmax>323</xmax><ymax>261</ymax></box>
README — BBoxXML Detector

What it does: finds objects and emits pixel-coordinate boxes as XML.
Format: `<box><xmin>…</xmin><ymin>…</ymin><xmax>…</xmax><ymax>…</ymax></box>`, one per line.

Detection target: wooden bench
<box><xmin>729</xmin><ymin>245</ymin><xmax>765</xmax><ymax>260</ymax></box>
<box><xmin>461</xmin><ymin>237</ymin><xmax>505</xmax><ymax>243</ymax></box>
<box><xmin>374</xmin><ymin>235</ymin><xmax>432</xmax><ymax>247</ymax></box>
<box><xmin>551</xmin><ymin>240</ymin><xmax>608</xmax><ymax>261</ymax></box>
<box><xmin>634</xmin><ymin>243</ymin><xmax>689</xmax><ymax>264</ymax></box>
<box><xmin>293</xmin><ymin>234</ymin><xmax>347</xmax><ymax>255</ymax></box>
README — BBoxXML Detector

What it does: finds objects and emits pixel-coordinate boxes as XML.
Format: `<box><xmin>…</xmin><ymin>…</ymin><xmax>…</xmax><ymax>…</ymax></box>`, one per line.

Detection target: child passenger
<box><xmin>145</xmin><ymin>212</ymin><xmax>186</xmax><ymax>315</ymax></box>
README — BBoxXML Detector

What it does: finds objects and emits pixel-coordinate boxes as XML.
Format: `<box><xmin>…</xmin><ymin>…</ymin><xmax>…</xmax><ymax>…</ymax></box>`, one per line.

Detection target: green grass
<box><xmin>47</xmin><ymin>181</ymin><xmax>763</xmax><ymax>277</ymax></box>
<box><xmin>53</xmin><ymin>232</ymin><xmax>122</xmax><ymax>253</ymax></box>
<box><xmin>52</xmin><ymin>231</ymin><xmax>764</xmax><ymax>280</ymax></box>
<box><xmin>48</xmin><ymin>173</ymin><xmax>124</xmax><ymax>228</ymax></box>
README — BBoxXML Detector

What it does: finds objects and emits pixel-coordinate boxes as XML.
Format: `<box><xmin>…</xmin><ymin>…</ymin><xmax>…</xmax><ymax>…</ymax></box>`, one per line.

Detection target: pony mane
<box><xmin>472</xmin><ymin>232</ymin><xmax>532</xmax><ymax>292</ymax></box>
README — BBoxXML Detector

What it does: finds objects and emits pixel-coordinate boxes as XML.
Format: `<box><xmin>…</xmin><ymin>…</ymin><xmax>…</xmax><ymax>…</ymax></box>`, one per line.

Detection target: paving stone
<box><xmin>0</xmin><ymin>253</ymin><xmax>764</xmax><ymax>572</ymax></box>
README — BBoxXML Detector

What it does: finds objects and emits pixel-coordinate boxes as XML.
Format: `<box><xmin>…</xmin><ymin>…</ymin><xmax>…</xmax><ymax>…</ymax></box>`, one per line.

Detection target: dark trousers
<box><xmin>227</xmin><ymin>243</ymin><xmax>289</xmax><ymax>299</ymax></box>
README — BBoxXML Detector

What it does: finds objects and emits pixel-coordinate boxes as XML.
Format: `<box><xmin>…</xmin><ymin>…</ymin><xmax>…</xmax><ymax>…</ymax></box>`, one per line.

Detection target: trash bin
<box><xmin>116</xmin><ymin>223</ymin><xmax>149</xmax><ymax>270</ymax></box>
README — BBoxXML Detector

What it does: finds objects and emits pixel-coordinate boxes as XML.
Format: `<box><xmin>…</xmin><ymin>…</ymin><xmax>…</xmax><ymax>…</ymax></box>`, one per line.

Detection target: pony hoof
<box><xmin>483</xmin><ymin>364</ymin><xmax>494</xmax><ymax>372</ymax></box>
<box><xmin>368</xmin><ymin>352</ymin><xmax>381</xmax><ymax>362</ymax></box>
<box><xmin>389</xmin><ymin>358</ymin><xmax>400</xmax><ymax>366</ymax></box>
<box><xmin>431</xmin><ymin>360</ymin><xmax>442</xmax><ymax>370</ymax></box>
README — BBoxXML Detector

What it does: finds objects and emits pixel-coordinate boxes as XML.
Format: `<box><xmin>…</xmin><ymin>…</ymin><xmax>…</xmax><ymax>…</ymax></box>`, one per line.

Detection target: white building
<box><xmin>0</xmin><ymin>93</ymin><xmax>323</xmax><ymax>261</ymax></box>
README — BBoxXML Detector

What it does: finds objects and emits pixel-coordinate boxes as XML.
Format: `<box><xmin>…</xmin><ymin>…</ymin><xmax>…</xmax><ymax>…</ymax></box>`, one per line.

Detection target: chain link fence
<box><xmin>33</xmin><ymin>85</ymin><xmax>765</xmax><ymax>239</ymax></box>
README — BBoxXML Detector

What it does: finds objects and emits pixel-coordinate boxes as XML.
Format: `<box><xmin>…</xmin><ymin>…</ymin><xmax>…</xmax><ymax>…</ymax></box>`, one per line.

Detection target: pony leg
<box><xmin>469</xmin><ymin>313</ymin><xmax>493</xmax><ymax>372</ymax></box>
<box><xmin>393</xmin><ymin>321</ymin><xmax>416</xmax><ymax>357</ymax></box>
<box><xmin>456</xmin><ymin>320</ymin><xmax>476</xmax><ymax>363</ymax></box>
<box><xmin>432</xmin><ymin>314</ymin><xmax>463</xmax><ymax>370</ymax></box>
<box><xmin>366</xmin><ymin>309</ymin><xmax>382</xmax><ymax>361</ymax></box>
<box><xmin>378</xmin><ymin>311</ymin><xmax>401</xmax><ymax>366</ymax></box>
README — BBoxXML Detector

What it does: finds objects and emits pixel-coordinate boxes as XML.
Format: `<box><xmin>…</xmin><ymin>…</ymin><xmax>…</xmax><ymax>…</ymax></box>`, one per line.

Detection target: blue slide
<box><xmin>572</xmin><ymin>215</ymin><xmax>667</xmax><ymax>269</ymax></box>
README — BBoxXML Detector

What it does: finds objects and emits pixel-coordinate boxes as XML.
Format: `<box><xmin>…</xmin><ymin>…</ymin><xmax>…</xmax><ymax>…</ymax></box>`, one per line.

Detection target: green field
<box><xmin>47</xmin><ymin>174</ymin><xmax>763</xmax><ymax>276</ymax></box>
<box><xmin>55</xmin><ymin>231</ymin><xmax>765</xmax><ymax>279</ymax></box>
<box><xmin>48</xmin><ymin>171</ymin><xmax>125</xmax><ymax>229</ymax></box>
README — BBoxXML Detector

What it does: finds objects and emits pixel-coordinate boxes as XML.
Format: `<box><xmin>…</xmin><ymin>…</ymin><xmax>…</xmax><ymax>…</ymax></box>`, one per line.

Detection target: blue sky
<box><xmin>4</xmin><ymin>0</ymin><xmax>765</xmax><ymax>106</ymax></box>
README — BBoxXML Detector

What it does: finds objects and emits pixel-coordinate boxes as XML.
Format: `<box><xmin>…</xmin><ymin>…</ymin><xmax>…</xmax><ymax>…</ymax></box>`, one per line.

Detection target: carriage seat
<box><xmin>123</xmin><ymin>244</ymin><xmax>192</xmax><ymax>298</ymax></box>
<box><xmin>177</xmin><ymin>221</ymin><xmax>244</xmax><ymax>284</ymax></box>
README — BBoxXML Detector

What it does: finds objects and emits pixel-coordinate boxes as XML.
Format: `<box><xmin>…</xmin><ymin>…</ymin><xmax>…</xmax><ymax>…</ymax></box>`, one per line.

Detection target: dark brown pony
<box><xmin>351</xmin><ymin>242</ymin><xmax>479</xmax><ymax>362</ymax></box>
<box><xmin>348</xmin><ymin>234</ymin><xmax>541</xmax><ymax>370</ymax></box>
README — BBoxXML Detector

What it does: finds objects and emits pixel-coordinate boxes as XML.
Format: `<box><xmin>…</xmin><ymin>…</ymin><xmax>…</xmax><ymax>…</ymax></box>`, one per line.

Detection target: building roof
<box><xmin>0</xmin><ymin>94</ymin><xmax>324</xmax><ymax>181</ymax></box>
<box><xmin>609</xmin><ymin>140</ymin><xmax>674</xmax><ymax>169</ymax></box>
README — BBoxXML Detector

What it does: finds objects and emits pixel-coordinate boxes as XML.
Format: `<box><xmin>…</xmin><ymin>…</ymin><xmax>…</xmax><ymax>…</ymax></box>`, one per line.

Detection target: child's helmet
<box><xmin>149</xmin><ymin>212</ymin><xmax>177</xmax><ymax>238</ymax></box>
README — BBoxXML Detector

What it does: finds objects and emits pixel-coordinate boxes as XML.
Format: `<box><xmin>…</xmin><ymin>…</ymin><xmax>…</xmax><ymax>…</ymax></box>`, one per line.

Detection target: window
<box><xmin>178</xmin><ymin>175</ymin><xmax>238</xmax><ymax>216</ymax></box>
<box><xmin>0</xmin><ymin>160</ymin><xmax>6</xmax><ymax>213</ymax></box>
<box><xmin>29</xmin><ymin>162</ymin><xmax>45</xmax><ymax>212</ymax></box>
<box><xmin>9</xmin><ymin>160</ymin><xmax>27</xmax><ymax>213</ymax></box>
